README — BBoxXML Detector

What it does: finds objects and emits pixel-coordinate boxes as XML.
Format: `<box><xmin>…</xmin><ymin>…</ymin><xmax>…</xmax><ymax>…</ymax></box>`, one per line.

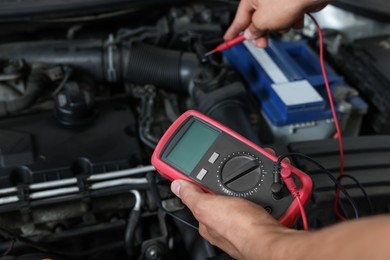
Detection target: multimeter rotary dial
<box><xmin>217</xmin><ymin>152</ymin><xmax>266</xmax><ymax>197</ymax></box>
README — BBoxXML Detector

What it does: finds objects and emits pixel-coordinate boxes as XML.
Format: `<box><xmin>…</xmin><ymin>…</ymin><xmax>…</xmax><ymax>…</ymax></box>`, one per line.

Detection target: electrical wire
<box><xmin>276</xmin><ymin>153</ymin><xmax>359</xmax><ymax>219</ymax></box>
<box><xmin>50</xmin><ymin>67</ymin><xmax>72</xmax><ymax>98</ymax></box>
<box><xmin>338</xmin><ymin>174</ymin><xmax>374</xmax><ymax>214</ymax></box>
<box><xmin>1</xmin><ymin>239</ymin><xmax>15</xmax><ymax>257</ymax></box>
<box><xmin>296</xmin><ymin>196</ymin><xmax>309</xmax><ymax>230</ymax></box>
<box><xmin>306</xmin><ymin>13</ymin><xmax>346</xmax><ymax>221</ymax></box>
<box><xmin>280</xmin><ymin>169</ymin><xmax>309</xmax><ymax>230</ymax></box>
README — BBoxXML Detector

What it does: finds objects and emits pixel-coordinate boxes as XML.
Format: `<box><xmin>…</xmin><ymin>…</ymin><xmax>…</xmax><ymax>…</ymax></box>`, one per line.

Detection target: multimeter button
<box><xmin>221</xmin><ymin>155</ymin><xmax>261</xmax><ymax>192</ymax></box>
<box><xmin>196</xmin><ymin>168</ymin><xmax>208</xmax><ymax>180</ymax></box>
<box><xmin>208</xmin><ymin>152</ymin><xmax>220</xmax><ymax>164</ymax></box>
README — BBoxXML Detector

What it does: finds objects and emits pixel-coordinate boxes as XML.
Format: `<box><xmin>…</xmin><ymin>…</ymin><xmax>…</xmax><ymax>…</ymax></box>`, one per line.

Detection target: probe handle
<box><xmin>215</xmin><ymin>34</ymin><xmax>246</xmax><ymax>52</ymax></box>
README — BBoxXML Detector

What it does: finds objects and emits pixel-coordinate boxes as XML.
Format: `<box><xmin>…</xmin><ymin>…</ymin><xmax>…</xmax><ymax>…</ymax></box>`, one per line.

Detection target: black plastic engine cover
<box><xmin>0</xmin><ymin>103</ymin><xmax>142</xmax><ymax>187</ymax></box>
<box><xmin>288</xmin><ymin>136</ymin><xmax>390</xmax><ymax>226</ymax></box>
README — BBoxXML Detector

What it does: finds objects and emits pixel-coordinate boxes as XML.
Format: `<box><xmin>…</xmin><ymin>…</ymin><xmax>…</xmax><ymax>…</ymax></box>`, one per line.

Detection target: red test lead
<box><xmin>204</xmin><ymin>34</ymin><xmax>246</xmax><ymax>57</ymax></box>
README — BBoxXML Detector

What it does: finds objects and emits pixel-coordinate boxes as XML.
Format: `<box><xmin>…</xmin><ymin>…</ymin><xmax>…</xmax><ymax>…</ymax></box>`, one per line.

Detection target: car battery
<box><xmin>223</xmin><ymin>39</ymin><xmax>368</xmax><ymax>144</ymax></box>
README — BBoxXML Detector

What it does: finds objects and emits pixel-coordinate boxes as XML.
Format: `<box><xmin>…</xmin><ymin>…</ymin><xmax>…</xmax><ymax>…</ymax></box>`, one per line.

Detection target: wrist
<box><xmin>248</xmin><ymin>227</ymin><xmax>313</xmax><ymax>260</ymax></box>
<box><xmin>272</xmin><ymin>229</ymin><xmax>313</xmax><ymax>260</ymax></box>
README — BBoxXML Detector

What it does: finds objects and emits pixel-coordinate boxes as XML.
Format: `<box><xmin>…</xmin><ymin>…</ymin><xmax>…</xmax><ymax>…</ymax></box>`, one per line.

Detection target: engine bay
<box><xmin>0</xmin><ymin>1</ymin><xmax>389</xmax><ymax>259</ymax></box>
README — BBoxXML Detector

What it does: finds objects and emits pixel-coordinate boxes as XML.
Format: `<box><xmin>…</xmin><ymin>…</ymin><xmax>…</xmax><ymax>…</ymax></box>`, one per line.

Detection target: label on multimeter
<box><xmin>152</xmin><ymin>110</ymin><xmax>312</xmax><ymax>226</ymax></box>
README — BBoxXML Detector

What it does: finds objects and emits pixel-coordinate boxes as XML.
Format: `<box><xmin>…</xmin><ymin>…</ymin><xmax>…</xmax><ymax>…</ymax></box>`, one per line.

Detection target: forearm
<box><xmin>261</xmin><ymin>215</ymin><xmax>390</xmax><ymax>260</ymax></box>
<box><xmin>172</xmin><ymin>180</ymin><xmax>390</xmax><ymax>260</ymax></box>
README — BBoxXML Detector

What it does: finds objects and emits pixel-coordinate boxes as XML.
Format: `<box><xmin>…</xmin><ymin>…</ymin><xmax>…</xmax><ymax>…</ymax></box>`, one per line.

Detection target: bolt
<box><xmin>200</xmin><ymin>10</ymin><xmax>212</xmax><ymax>23</ymax></box>
<box><xmin>146</xmin><ymin>245</ymin><xmax>162</xmax><ymax>260</ymax></box>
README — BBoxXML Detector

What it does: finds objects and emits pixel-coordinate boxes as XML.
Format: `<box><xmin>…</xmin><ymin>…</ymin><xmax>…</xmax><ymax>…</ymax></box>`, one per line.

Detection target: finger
<box><xmin>264</xmin><ymin>148</ymin><xmax>276</xmax><ymax>156</ymax></box>
<box><xmin>171</xmin><ymin>179</ymin><xmax>205</xmax><ymax>199</ymax></box>
<box><xmin>293</xmin><ymin>16</ymin><xmax>304</xmax><ymax>29</ymax></box>
<box><xmin>224</xmin><ymin>1</ymin><xmax>254</xmax><ymax>40</ymax></box>
<box><xmin>255</xmin><ymin>36</ymin><xmax>269</xmax><ymax>48</ymax></box>
<box><xmin>263</xmin><ymin>148</ymin><xmax>291</xmax><ymax>164</ymax></box>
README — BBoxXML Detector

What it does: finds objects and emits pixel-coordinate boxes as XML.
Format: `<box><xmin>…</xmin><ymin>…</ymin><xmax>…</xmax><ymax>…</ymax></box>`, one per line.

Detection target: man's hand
<box><xmin>170</xmin><ymin>179</ymin><xmax>297</xmax><ymax>259</ymax></box>
<box><xmin>224</xmin><ymin>0</ymin><xmax>332</xmax><ymax>47</ymax></box>
<box><xmin>170</xmin><ymin>181</ymin><xmax>390</xmax><ymax>260</ymax></box>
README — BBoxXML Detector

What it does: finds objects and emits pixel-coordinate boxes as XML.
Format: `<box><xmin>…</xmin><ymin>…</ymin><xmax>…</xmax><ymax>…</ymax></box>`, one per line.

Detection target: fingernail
<box><xmin>256</xmin><ymin>41</ymin><xmax>267</xmax><ymax>48</ymax></box>
<box><xmin>171</xmin><ymin>181</ymin><xmax>181</xmax><ymax>198</ymax></box>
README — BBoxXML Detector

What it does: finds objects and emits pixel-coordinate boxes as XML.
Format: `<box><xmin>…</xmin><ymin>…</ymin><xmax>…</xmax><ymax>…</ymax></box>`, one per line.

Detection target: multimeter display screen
<box><xmin>165</xmin><ymin>120</ymin><xmax>219</xmax><ymax>175</ymax></box>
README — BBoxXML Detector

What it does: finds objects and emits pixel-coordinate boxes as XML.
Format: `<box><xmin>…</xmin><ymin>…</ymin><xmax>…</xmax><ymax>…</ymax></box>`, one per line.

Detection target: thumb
<box><xmin>171</xmin><ymin>180</ymin><xmax>207</xmax><ymax>207</ymax></box>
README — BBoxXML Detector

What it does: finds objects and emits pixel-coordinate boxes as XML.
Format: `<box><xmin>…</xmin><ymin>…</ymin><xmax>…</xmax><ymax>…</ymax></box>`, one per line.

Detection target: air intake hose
<box><xmin>122</xmin><ymin>43</ymin><xmax>199</xmax><ymax>92</ymax></box>
<box><xmin>0</xmin><ymin>40</ymin><xmax>200</xmax><ymax>93</ymax></box>
<box><xmin>195</xmin><ymin>82</ymin><xmax>262</xmax><ymax>145</ymax></box>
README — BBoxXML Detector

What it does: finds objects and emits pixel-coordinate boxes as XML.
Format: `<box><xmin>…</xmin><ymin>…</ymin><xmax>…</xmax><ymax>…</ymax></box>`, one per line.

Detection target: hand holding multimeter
<box><xmin>152</xmin><ymin>110</ymin><xmax>312</xmax><ymax>226</ymax></box>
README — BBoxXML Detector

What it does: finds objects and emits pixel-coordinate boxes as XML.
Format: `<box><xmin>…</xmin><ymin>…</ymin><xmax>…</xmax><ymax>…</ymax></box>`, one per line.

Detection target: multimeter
<box><xmin>152</xmin><ymin>110</ymin><xmax>312</xmax><ymax>226</ymax></box>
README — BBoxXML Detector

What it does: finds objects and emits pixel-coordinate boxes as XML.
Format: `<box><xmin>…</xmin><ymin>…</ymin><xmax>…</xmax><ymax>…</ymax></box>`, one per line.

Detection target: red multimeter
<box><xmin>152</xmin><ymin>110</ymin><xmax>312</xmax><ymax>226</ymax></box>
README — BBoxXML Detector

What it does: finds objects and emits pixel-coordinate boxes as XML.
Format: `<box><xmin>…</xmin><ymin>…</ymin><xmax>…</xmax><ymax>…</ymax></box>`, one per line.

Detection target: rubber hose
<box><xmin>0</xmin><ymin>41</ymin><xmax>200</xmax><ymax>92</ymax></box>
<box><xmin>123</xmin><ymin>43</ymin><xmax>199</xmax><ymax>92</ymax></box>
<box><xmin>124</xmin><ymin>210</ymin><xmax>141</xmax><ymax>257</ymax></box>
<box><xmin>196</xmin><ymin>82</ymin><xmax>262</xmax><ymax>145</ymax></box>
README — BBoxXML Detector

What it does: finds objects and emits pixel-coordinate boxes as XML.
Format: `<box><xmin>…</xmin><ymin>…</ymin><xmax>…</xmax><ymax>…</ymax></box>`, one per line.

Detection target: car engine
<box><xmin>0</xmin><ymin>1</ymin><xmax>389</xmax><ymax>259</ymax></box>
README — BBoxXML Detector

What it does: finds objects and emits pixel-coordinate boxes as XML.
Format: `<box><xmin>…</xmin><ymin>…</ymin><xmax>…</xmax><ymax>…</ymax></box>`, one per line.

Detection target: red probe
<box><xmin>204</xmin><ymin>34</ymin><xmax>246</xmax><ymax>57</ymax></box>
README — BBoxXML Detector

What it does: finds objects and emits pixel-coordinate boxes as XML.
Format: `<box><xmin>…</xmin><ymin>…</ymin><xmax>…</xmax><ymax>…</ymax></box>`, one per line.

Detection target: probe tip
<box><xmin>204</xmin><ymin>50</ymin><xmax>215</xmax><ymax>57</ymax></box>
